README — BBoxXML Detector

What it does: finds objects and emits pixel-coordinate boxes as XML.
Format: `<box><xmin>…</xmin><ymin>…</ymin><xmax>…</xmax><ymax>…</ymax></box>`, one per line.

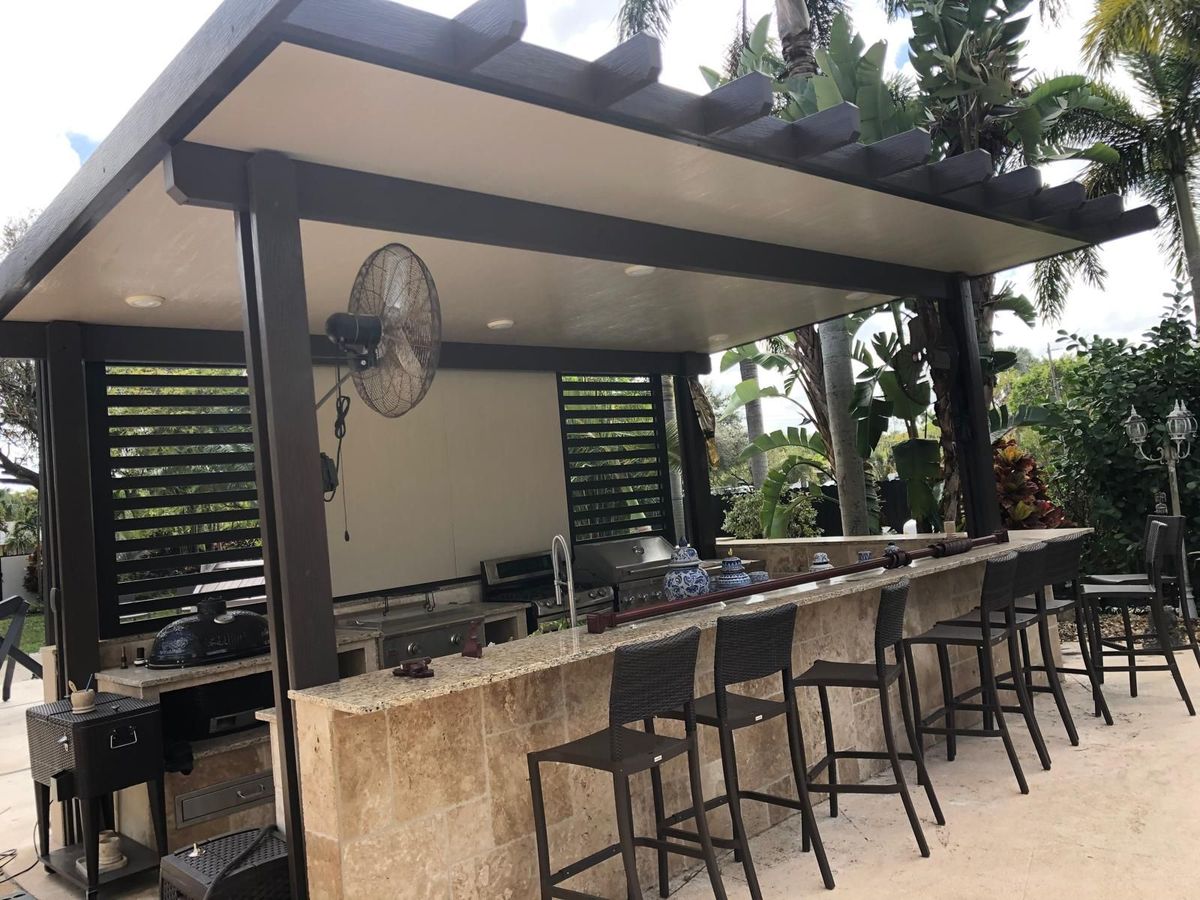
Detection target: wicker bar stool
<box><xmin>935</xmin><ymin>541</ymin><xmax>1073</xmax><ymax>746</ymax></box>
<box><xmin>793</xmin><ymin>580</ymin><xmax>943</xmax><ymax>858</ymax></box>
<box><xmin>903</xmin><ymin>551</ymin><xmax>1048</xmax><ymax>795</ymax></box>
<box><xmin>527</xmin><ymin>627</ymin><xmax>726</xmax><ymax>900</ymax></box>
<box><xmin>656</xmin><ymin>604</ymin><xmax>834</xmax><ymax>898</ymax></box>
<box><xmin>1080</xmin><ymin>521</ymin><xmax>1196</xmax><ymax>715</ymax></box>
<box><xmin>1021</xmin><ymin>533</ymin><xmax>1112</xmax><ymax>725</ymax></box>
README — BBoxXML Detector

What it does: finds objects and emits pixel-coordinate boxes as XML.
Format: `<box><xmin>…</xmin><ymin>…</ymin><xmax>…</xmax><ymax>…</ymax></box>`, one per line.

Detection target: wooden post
<box><xmin>43</xmin><ymin>322</ymin><xmax>101</xmax><ymax>690</ymax></box>
<box><xmin>942</xmin><ymin>278</ymin><xmax>1001</xmax><ymax>537</ymax></box>
<box><xmin>674</xmin><ymin>375</ymin><xmax>717</xmax><ymax>558</ymax></box>
<box><xmin>237</xmin><ymin>151</ymin><xmax>338</xmax><ymax>899</ymax></box>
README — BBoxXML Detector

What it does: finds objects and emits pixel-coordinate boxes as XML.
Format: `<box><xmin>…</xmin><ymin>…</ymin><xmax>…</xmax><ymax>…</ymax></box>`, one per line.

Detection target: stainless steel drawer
<box><xmin>175</xmin><ymin>771</ymin><xmax>274</xmax><ymax>827</ymax></box>
<box><xmin>380</xmin><ymin>623</ymin><xmax>472</xmax><ymax>667</ymax></box>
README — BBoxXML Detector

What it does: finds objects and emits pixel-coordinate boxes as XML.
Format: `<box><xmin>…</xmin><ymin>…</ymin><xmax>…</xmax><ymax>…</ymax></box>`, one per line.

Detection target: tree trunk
<box><xmin>1172</xmin><ymin>172</ymin><xmax>1200</xmax><ymax>331</ymax></box>
<box><xmin>820</xmin><ymin>318</ymin><xmax>869</xmax><ymax>534</ymax></box>
<box><xmin>739</xmin><ymin>359</ymin><xmax>768</xmax><ymax>488</ymax></box>
<box><xmin>790</xmin><ymin>324</ymin><xmax>831</xmax><ymax>462</ymax></box>
<box><xmin>662</xmin><ymin>375</ymin><xmax>686</xmax><ymax>538</ymax></box>
<box><xmin>914</xmin><ymin>297</ymin><xmax>961</xmax><ymax>526</ymax></box>
<box><xmin>776</xmin><ymin>0</ymin><xmax>816</xmax><ymax>79</ymax></box>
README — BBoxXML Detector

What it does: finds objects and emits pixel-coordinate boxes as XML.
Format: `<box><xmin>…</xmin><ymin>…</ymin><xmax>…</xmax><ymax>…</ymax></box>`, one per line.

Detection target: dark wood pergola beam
<box><xmin>165</xmin><ymin>142</ymin><xmax>952</xmax><ymax>300</ymax></box>
<box><xmin>45</xmin><ymin>323</ymin><xmax>711</xmax><ymax>375</ymax></box>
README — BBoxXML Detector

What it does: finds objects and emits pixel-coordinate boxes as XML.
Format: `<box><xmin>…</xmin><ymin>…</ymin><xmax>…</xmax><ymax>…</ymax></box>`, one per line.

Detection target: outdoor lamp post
<box><xmin>1124</xmin><ymin>401</ymin><xmax>1196</xmax><ymax>615</ymax></box>
<box><xmin>1124</xmin><ymin>401</ymin><xmax>1196</xmax><ymax>519</ymax></box>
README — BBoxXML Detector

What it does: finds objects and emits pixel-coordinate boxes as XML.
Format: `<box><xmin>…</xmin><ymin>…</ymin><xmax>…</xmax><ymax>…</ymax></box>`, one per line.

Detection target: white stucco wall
<box><xmin>313</xmin><ymin>367</ymin><xmax>569</xmax><ymax>597</ymax></box>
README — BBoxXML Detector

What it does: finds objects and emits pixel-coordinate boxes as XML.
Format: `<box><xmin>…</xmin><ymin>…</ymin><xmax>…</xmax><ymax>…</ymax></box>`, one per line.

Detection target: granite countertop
<box><xmin>96</xmin><ymin>627</ymin><xmax>375</xmax><ymax>692</ymax></box>
<box><xmin>292</xmin><ymin>529</ymin><xmax>1083</xmax><ymax>715</ymax></box>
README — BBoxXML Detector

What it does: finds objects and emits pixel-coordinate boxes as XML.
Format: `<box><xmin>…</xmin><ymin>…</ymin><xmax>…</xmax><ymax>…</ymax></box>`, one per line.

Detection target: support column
<box><xmin>43</xmin><ymin>322</ymin><xmax>100</xmax><ymax>690</ymax></box>
<box><xmin>674</xmin><ymin>375</ymin><xmax>717</xmax><ymax>558</ymax></box>
<box><xmin>237</xmin><ymin>151</ymin><xmax>338</xmax><ymax>899</ymax></box>
<box><xmin>942</xmin><ymin>277</ymin><xmax>1001</xmax><ymax>537</ymax></box>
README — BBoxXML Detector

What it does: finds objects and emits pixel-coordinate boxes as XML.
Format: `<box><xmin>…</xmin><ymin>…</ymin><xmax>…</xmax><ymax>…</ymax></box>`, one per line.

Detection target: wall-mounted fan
<box><xmin>318</xmin><ymin>244</ymin><xmax>442</xmax><ymax>536</ymax></box>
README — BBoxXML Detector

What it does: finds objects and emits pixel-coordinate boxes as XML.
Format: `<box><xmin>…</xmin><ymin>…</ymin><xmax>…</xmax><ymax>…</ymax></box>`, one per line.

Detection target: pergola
<box><xmin>0</xmin><ymin>0</ymin><xmax>1156</xmax><ymax>893</ymax></box>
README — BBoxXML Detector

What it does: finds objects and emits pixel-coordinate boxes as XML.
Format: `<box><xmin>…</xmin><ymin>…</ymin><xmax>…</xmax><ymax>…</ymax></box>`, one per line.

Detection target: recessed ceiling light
<box><xmin>709</xmin><ymin>333</ymin><xmax>730</xmax><ymax>345</ymax></box>
<box><xmin>487</xmin><ymin>318</ymin><xmax>515</xmax><ymax>330</ymax></box>
<box><xmin>124</xmin><ymin>294</ymin><xmax>164</xmax><ymax>309</ymax></box>
<box><xmin>845</xmin><ymin>291</ymin><xmax>872</xmax><ymax>302</ymax></box>
<box><xmin>624</xmin><ymin>265</ymin><xmax>657</xmax><ymax>278</ymax></box>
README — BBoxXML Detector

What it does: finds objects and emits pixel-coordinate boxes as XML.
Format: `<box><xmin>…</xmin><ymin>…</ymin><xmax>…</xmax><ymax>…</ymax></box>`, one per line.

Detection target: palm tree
<box><xmin>1083</xmin><ymin>0</ymin><xmax>1200</xmax><ymax>71</ymax></box>
<box><xmin>1039</xmin><ymin>53</ymin><xmax>1200</xmax><ymax>329</ymax></box>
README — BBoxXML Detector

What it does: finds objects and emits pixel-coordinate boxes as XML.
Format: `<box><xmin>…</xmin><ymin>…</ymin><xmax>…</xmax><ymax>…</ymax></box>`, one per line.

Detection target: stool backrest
<box><xmin>1146</xmin><ymin>520</ymin><xmax>1168</xmax><ymax>594</ymax></box>
<box><xmin>1043</xmin><ymin>533</ymin><xmax>1085</xmax><ymax>585</ymax></box>
<box><xmin>979</xmin><ymin>551</ymin><xmax>1019</xmax><ymax>614</ymax></box>
<box><xmin>1146</xmin><ymin>515</ymin><xmax>1184</xmax><ymax>578</ymax></box>
<box><xmin>0</xmin><ymin>595</ymin><xmax>30</xmax><ymax>620</ymax></box>
<box><xmin>609</xmin><ymin>626</ymin><xmax>700</xmax><ymax>747</ymax></box>
<box><xmin>1011</xmin><ymin>541</ymin><xmax>1048</xmax><ymax>601</ymax></box>
<box><xmin>714</xmin><ymin>603</ymin><xmax>796</xmax><ymax>689</ymax></box>
<box><xmin>874</xmin><ymin>579</ymin><xmax>910</xmax><ymax>656</ymax></box>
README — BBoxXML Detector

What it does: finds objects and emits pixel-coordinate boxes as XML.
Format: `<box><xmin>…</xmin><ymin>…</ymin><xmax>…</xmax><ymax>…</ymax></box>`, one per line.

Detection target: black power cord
<box><xmin>323</xmin><ymin>359</ymin><xmax>352</xmax><ymax>541</ymax></box>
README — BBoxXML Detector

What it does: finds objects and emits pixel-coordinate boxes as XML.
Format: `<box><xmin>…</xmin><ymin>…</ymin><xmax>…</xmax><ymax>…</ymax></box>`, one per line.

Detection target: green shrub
<box><xmin>723</xmin><ymin>489</ymin><xmax>821</xmax><ymax>540</ymax></box>
<box><xmin>1040</xmin><ymin>294</ymin><xmax>1199</xmax><ymax>572</ymax></box>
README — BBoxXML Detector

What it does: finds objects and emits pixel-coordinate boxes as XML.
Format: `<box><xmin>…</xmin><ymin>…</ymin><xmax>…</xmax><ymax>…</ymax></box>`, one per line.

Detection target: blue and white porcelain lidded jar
<box><xmin>716</xmin><ymin>549</ymin><xmax>753</xmax><ymax>591</ymax></box>
<box><xmin>663</xmin><ymin>540</ymin><xmax>710</xmax><ymax>601</ymax></box>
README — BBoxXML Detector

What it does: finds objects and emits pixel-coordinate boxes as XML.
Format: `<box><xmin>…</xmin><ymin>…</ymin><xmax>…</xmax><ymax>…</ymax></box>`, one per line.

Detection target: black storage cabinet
<box><xmin>159</xmin><ymin>826</ymin><xmax>290</xmax><ymax>900</ymax></box>
<box><xmin>26</xmin><ymin>692</ymin><xmax>167</xmax><ymax>899</ymax></box>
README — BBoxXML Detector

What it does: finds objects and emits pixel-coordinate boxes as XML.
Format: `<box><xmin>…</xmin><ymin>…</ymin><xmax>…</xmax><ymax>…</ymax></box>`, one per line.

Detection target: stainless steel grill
<box><xmin>573</xmin><ymin>535</ymin><xmax>729</xmax><ymax>611</ymax></box>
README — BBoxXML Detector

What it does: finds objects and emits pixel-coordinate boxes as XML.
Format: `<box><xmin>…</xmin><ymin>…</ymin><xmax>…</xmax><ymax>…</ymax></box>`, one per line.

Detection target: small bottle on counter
<box><xmin>120</xmin><ymin>647</ymin><xmax>128</xmax><ymax>669</ymax></box>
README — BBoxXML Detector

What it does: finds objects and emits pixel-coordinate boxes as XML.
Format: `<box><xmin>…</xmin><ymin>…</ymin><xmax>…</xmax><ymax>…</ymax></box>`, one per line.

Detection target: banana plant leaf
<box><xmin>893</xmin><ymin>437</ymin><xmax>941</xmax><ymax>482</ymax></box>
<box><xmin>989</xmin><ymin>404</ymin><xmax>1064</xmax><ymax>442</ymax></box>
<box><xmin>761</xmin><ymin>454</ymin><xmax>825</xmax><ymax>537</ymax></box>
<box><xmin>738</xmin><ymin>427</ymin><xmax>831</xmax><ymax>472</ymax></box>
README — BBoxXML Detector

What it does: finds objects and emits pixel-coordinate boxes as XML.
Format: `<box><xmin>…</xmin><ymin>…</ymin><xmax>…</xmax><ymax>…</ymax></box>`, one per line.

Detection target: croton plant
<box><xmin>993</xmin><ymin>439</ymin><xmax>1070</xmax><ymax>529</ymax></box>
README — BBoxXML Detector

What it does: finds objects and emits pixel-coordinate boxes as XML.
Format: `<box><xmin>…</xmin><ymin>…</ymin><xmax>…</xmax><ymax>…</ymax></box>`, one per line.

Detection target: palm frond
<box><xmin>616</xmin><ymin>0</ymin><xmax>676</xmax><ymax>41</ymax></box>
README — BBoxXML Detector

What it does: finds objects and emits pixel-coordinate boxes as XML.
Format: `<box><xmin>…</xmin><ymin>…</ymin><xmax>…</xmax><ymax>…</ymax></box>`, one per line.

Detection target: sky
<box><xmin>0</xmin><ymin>0</ymin><xmax>1179</xmax><ymax>433</ymax></box>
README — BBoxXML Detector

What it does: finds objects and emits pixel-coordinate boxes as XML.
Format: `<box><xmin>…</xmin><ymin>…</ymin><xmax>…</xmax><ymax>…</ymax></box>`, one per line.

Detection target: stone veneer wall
<box><xmin>294</xmin><ymin>561</ymin><xmax>1057</xmax><ymax>899</ymax></box>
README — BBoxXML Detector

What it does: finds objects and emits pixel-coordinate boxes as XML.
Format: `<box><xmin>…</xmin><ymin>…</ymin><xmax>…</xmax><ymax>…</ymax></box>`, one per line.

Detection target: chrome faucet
<box><xmin>551</xmin><ymin>534</ymin><xmax>577</xmax><ymax>628</ymax></box>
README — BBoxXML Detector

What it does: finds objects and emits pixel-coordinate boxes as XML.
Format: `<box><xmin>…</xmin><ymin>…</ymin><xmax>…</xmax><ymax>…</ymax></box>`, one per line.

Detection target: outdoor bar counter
<box><xmin>288</xmin><ymin>530</ymin><xmax>1078</xmax><ymax>899</ymax></box>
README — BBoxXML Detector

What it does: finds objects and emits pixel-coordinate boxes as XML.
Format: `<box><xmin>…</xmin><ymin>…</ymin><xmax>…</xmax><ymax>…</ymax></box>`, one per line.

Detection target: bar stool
<box><xmin>794</xmin><ymin>580</ymin><xmax>943</xmax><ymax>858</ymax></box>
<box><xmin>904</xmin><ymin>551</ymin><xmax>1046</xmax><ymax>794</ymax></box>
<box><xmin>1081</xmin><ymin>521</ymin><xmax>1196</xmax><ymax>715</ymax></box>
<box><xmin>1021</xmin><ymin>533</ymin><xmax>1112</xmax><ymax>725</ymax></box>
<box><xmin>935</xmin><ymin>542</ymin><xmax>1068</xmax><ymax>748</ymax></box>
<box><xmin>527</xmin><ymin>627</ymin><xmax>726</xmax><ymax>900</ymax></box>
<box><xmin>655</xmin><ymin>604</ymin><xmax>834</xmax><ymax>898</ymax></box>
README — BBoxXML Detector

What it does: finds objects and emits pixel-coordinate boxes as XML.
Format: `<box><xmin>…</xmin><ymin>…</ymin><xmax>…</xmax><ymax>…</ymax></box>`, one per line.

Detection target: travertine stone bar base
<box><xmin>292</xmin><ymin>532</ymin><xmax>1078</xmax><ymax>899</ymax></box>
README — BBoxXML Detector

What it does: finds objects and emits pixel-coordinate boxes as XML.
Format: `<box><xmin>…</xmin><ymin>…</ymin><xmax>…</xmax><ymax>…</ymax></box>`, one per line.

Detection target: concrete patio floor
<box><xmin>675</xmin><ymin>645</ymin><xmax>1200</xmax><ymax>900</ymax></box>
<box><xmin>2</xmin><ymin>645</ymin><xmax>1197</xmax><ymax>899</ymax></box>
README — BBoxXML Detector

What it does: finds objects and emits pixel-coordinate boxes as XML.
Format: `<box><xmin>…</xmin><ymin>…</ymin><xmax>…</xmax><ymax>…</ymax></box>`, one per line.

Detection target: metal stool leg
<box><xmin>903</xmin><ymin>643</ymin><xmax>927</xmax><ymax>755</ymax></box>
<box><xmin>1180</xmin><ymin>604</ymin><xmax>1200</xmax><ymax>672</ymax></box>
<box><xmin>686</xmin><ymin>735</ymin><xmax>727</xmax><ymax>900</ymax></box>
<box><xmin>880</xmin><ymin>682</ymin><xmax>929</xmax><ymax>857</ymax></box>
<box><xmin>613</xmin><ymin>772</ymin><xmax>644</xmax><ymax>900</ymax></box>
<box><xmin>817</xmin><ymin>686</ymin><xmax>837</xmax><ymax>817</ymax></box>
<box><xmin>935</xmin><ymin>645</ymin><xmax>956</xmax><ymax>762</ymax></box>
<box><xmin>718</xmin><ymin>726</ymin><xmax>763</xmax><ymax>900</ymax></box>
<box><xmin>784</xmin><ymin>690</ymin><xmax>834</xmax><ymax>888</ymax></box>
<box><xmin>527</xmin><ymin>757</ymin><xmax>553</xmax><ymax>900</ymax></box>
<box><xmin>644</xmin><ymin>720</ymin><xmax>670</xmax><ymax>898</ymax></box>
<box><xmin>1008</xmin><ymin>630</ymin><xmax>1052</xmax><ymax>770</ymax></box>
<box><xmin>1037</xmin><ymin>609</ymin><xmax>1079</xmax><ymax>745</ymax></box>
<box><xmin>1075</xmin><ymin>598</ymin><xmax>1113</xmax><ymax>724</ymax></box>
<box><xmin>983</xmin><ymin>643</ymin><xmax>1028</xmax><ymax>794</ymax></box>
<box><xmin>898</xmin><ymin>665</ymin><xmax>943</xmax><ymax>825</ymax></box>
<box><xmin>1154</xmin><ymin>605</ymin><xmax>1197</xmax><ymax>715</ymax></box>
<box><xmin>1019</xmin><ymin>627</ymin><xmax>1034</xmax><ymax>693</ymax></box>
<box><xmin>1120</xmin><ymin>606</ymin><xmax>1138</xmax><ymax>697</ymax></box>
<box><xmin>976</xmin><ymin>645</ymin><xmax>993</xmax><ymax>731</ymax></box>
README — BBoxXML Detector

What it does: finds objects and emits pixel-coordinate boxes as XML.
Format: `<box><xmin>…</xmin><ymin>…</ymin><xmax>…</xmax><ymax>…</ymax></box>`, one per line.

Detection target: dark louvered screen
<box><xmin>89</xmin><ymin>365</ymin><xmax>264</xmax><ymax>637</ymax></box>
<box><xmin>557</xmin><ymin>374</ymin><xmax>674</xmax><ymax>545</ymax></box>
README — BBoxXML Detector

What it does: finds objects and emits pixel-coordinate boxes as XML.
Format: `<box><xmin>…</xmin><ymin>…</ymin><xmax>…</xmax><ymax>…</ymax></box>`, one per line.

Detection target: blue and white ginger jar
<box><xmin>663</xmin><ymin>540</ymin><xmax>710</xmax><ymax>601</ymax></box>
<box><xmin>716</xmin><ymin>550</ymin><xmax>753</xmax><ymax>591</ymax></box>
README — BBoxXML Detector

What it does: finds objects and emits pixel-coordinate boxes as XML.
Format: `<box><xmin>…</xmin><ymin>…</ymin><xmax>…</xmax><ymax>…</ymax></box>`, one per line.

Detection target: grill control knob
<box><xmin>450</xmin><ymin>633</ymin><xmax>461</xmax><ymax>646</ymax></box>
<box><xmin>407</xmin><ymin>642</ymin><xmax>422</xmax><ymax>656</ymax></box>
